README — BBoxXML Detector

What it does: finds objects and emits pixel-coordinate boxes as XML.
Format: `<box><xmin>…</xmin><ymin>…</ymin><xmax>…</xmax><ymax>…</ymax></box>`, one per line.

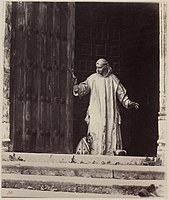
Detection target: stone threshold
<box><xmin>2</xmin><ymin>152</ymin><xmax>161</xmax><ymax>165</ymax></box>
<box><xmin>2</xmin><ymin>160</ymin><xmax>165</xmax><ymax>171</ymax></box>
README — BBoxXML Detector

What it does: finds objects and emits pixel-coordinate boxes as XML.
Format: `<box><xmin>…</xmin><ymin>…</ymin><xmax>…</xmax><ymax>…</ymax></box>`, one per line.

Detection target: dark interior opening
<box><xmin>74</xmin><ymin>3</ymin><xmax>159</xmax><ymax>156</ymax></box>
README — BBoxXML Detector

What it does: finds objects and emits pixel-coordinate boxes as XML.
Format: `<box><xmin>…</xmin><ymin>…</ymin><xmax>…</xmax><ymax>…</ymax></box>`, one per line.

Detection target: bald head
<box><xmin>96</xmin><ymin>58</ymin><xmax>108</xmax><ymax>67</ymax></box>
<box><xmin>96</xmin><ymin>58</ymin><xmax>110</xmax><ymax>76</ymax></box>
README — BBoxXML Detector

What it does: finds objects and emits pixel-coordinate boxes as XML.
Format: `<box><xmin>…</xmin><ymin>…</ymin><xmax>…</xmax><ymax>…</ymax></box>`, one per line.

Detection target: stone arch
<box><xmin>0</xmin><ymin>2</ymin><xmax>167</xmax><ymax>162</ymax></box>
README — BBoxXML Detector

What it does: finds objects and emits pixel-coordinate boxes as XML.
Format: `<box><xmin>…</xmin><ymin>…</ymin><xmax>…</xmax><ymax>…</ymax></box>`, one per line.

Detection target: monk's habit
<box><xmin>75</xmin><ymin>72</ymin><xmax>132</xmax><ymax>155</ymax></box>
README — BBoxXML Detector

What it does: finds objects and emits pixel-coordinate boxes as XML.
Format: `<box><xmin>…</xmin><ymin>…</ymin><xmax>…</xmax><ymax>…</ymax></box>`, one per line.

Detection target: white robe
<box><xmin>74</xmin><ymin>73</ymin><xmax>132</xmax><ymax>155</ymax></box>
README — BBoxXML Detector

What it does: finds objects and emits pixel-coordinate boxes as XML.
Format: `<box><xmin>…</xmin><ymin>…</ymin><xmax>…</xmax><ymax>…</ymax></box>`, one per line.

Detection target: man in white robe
<box><xmin>73</xmin><ymin>58</ymin><xmax>139</xmax><ymax>155</ymax></box>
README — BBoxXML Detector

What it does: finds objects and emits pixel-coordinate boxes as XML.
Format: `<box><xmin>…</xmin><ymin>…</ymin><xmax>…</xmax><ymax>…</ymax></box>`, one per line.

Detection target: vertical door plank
<box><xmin>28</xmin><ymin>3</ymin><xmax>39</xmax><ymax>152</ymax></box>
<box><xmin>65</xmin><ymin>3</ymin><xmax>75</xmax><ymax>153</ymax></box>
<box><xmin>44</xmin><ymin>3</ymin><xmax>53</xmax><ymax>151</ymax></box>
<box><xmin>15</xmin><ymin>2</ymin><xmax>26</xmax><ymax>151</ymax></box>
<box><xmin>50</xmin><ymin>3</ymin><xmax>61</xmax><ymax>152</ymax></box>
<box><xmin>59</xmin><ymin>3</ymin><xmax>68</xmax><ymax>152</ymax></box>
<box><xmin>35</xmin><ymin>3</ymin><xmax>47</xmax><ymax>152</ymax></box>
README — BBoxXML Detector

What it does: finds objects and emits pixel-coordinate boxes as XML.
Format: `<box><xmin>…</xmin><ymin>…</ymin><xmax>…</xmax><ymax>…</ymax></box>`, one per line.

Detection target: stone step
<box><xmin>2</xmin><ymin>152</ymin><xmax>162</xmax><ymax>165</ymax></box>
<box><xmin>2</xmin><ymin>173</ymin><xmax>165</xmax><ymax>196</ymax></box>
<box><xmin>2</xmin><ymin>188</ymin><xmax>138</xmax><ymax>198</ymax></box>
<box><xmin>2</xmin><ymin>161</ymin><xmax>165</xmax><ymax>180</ymax></box>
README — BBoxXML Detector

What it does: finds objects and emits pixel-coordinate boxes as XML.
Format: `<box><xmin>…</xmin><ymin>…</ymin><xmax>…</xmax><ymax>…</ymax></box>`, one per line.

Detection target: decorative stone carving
<box><xmin>2</xmin><ymin>2</ymin><xmax>12</xmax><ymax>151</ymax></box>
<box><xmin>157</xmin><ymin>3</ymin><xmax>167</xmax><ymax>163</ymax></box>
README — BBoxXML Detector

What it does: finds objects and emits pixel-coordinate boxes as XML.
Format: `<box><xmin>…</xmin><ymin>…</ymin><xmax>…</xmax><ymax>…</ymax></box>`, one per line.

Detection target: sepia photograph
<box><xmin>0</xmin><ymin>0</ymin><xmax>168</xmax><ymax>199</ymax></box>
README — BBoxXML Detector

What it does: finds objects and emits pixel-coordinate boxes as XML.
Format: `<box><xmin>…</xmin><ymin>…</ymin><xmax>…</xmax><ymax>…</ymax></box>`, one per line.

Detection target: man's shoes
<box><xmin>115</xmin><ymin>150</ymin><xmax>127</xmax><ymax>156</ymax></box>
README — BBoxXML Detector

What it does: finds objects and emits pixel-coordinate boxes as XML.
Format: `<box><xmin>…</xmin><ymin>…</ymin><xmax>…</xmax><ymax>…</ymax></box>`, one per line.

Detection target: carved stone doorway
<box><xmin>1</xmin><ymin>2</ymin><xmax>167</xmax><ymax>160</ymax></box>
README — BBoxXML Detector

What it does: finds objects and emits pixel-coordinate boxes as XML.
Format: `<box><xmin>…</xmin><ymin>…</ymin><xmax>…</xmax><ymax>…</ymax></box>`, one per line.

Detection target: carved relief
<box><xmin>2</xmin><ymin>2</ymin><xmax>11</xmax><ymax>142</ymax></box>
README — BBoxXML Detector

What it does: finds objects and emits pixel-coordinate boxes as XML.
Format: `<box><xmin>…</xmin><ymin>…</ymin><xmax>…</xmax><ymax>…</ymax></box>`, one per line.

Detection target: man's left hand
<box><xmin>129</xmin><ymin>102</ymin><xmax>139</xmax><ymax>109</ymax></box>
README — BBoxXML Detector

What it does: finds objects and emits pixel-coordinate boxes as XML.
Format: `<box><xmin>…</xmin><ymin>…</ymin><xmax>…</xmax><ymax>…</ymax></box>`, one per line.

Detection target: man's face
<box><xmin>96</xmin><ymin>61</ymin><xmax>108</xmax><ymax>75</ymax></box>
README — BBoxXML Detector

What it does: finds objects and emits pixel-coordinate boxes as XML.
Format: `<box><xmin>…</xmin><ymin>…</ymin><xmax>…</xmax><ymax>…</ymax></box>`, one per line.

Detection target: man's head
<box><xmin>96</xmin><ymin>58</ymin><xmax>110</xmax><ymax>76</ymax></box>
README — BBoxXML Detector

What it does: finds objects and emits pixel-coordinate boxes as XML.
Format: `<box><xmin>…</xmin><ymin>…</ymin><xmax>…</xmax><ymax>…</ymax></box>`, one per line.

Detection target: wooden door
<box><xmin>10</xmin><ymin>2</ymin><xmax>75</xmax><ymax>153</ymax></box>
<box><xmin>74</xmin><ymin>3</ymin><xmax>121</xmax><ymax>151</ymax></box>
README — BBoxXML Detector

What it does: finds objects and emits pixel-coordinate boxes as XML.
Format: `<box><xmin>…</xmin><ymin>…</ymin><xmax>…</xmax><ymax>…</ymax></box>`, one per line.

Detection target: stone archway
<box><xmin>1</xmin><ymin>2</ymin><xmax>167</xmax><ymax>162</ymax></box>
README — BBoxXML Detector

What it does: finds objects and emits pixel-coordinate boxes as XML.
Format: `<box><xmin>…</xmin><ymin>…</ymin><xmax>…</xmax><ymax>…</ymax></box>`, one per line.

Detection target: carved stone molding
<box><xmin>2</xmin><ymin>2</ymin><xmax>12</xmax><ymax>151</ymax></box>
<box><xmin>157</xmin><ymin>3</ymin><xmax>167</xmax><ymax>163</ymax></box>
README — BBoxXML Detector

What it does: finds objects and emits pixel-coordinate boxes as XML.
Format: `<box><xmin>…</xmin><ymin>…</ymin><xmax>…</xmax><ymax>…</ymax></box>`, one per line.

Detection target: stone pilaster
<box><xmin>157</xmin><ymin>3</ymin><xmax>167</xmax><ymax>163</ymax></box>
<box><xmin>2</xmin><ymin>2</ymin><xmax>12</xmax><ymax>151</ymax></box>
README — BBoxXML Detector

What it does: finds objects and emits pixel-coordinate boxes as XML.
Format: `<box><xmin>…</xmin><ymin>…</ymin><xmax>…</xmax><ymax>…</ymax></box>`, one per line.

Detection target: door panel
<box><xmin>10</xmin><ymin>2</ymin><xmax>75</xmax><ymax>153</ymax></box>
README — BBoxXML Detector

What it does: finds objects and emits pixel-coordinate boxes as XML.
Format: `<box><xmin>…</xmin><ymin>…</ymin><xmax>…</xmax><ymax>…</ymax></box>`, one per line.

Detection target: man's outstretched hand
<box><xmin>129</xmin><ymin>102</ymin><xmax>139</xmax><ymax>110</ymax></box>
<box><xmin>73</xmin><ymin>85</ymin><xmax>79</xmax><ymax>92</ymax></box>
<box><xmin>73</xmin><ymin>85</ymin><xmax>79</xmax><ymax>96</ymax></box>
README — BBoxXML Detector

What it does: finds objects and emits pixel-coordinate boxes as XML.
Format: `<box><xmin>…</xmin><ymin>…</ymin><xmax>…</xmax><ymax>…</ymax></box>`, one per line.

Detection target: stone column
<box><xmin>1</xmin><ymin>2</ymin><xmax>12</xmax><ymax>151</ymax></box>
<box><xmin>157</xmin><ymin>3</ymin><xmax>167</xmax><ymax>163</ymax></box>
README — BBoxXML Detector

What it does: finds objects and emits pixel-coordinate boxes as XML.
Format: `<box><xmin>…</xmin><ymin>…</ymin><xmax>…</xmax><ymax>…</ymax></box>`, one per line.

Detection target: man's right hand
<box><xmin>73</xmin><ymin>85</ymin><xmax>79</xmax><ymax>96</ymax></box>
<box><xmin>129</xmin><ymin>102</ymin><xmax>139</xmax><ymax>110</ymax></box>
<box><xmin>73</xmin><ymin>85</ymin><xmax>79</xmax><ymax>92</ymax></box>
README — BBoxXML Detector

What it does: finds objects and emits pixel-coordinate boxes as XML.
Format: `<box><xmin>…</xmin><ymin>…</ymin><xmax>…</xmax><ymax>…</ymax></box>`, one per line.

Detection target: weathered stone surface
<box><xmin>113</xmin><ymin>169</ymin><xmax>164</xmax><ymax>180</ymax></box>
<box><xmin>1</xmin><ymin>188</ymin><xmax>138</xmax><ymax>198</ymax></box>
<box><xmin>2</xmin><ymin>162</ymin><xmax>113</xmax><ymax>179</ymax></box>
<box><xmin>2</xmin><ymin>174</ymin><xmax>165</xmax><ymax>196</ymax></box>
<box><xmin>2</xmin><ymin>139</ymin><xmax>11</xmax><ymax>152</ymax></box>
<box><xmin>2</xmin><ymin>2</ymin><xmax>11</xmax><ymax>142</ymax></box>
<box><xmin>1</xmin><ymin>152</ymin><xmax>166</xmax><ymax>198</ymax></box>
<box><xmin>2</xmin><ymin>160</ymin><xmax>165</xmax><ymax>180</ymax></box>
<box><xmin>2</xmin><ymin>152</ymin><xmax>163</xmax><ymax>165</ymax></box>
<box><xmin>1</xmin><ymin>123</ymin><xmax>10</xmax><ymax>140</ymax></box>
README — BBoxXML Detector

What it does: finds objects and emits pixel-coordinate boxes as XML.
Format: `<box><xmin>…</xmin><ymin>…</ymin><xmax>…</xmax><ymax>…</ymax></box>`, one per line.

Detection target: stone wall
<box><xmin>2</xmin><ymin>2</ymin><xmax>11</xmax><ymax>144</ymax></box>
